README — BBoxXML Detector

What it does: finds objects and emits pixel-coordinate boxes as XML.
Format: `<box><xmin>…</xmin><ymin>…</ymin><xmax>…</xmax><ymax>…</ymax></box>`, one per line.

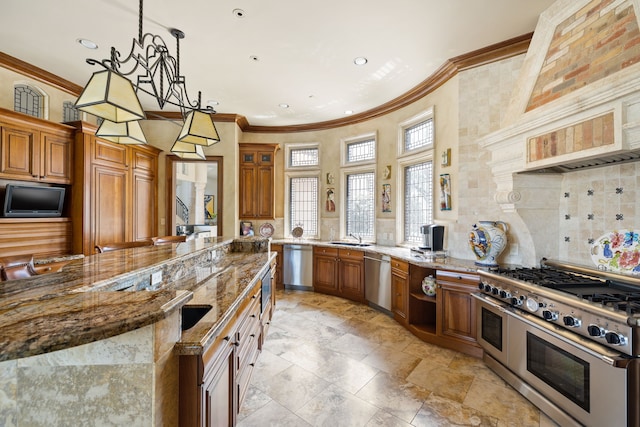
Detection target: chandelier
<box><xmin>74</xmin><ymin>0</ymin><xmax>219</xmax><ymax>159</ymax></box>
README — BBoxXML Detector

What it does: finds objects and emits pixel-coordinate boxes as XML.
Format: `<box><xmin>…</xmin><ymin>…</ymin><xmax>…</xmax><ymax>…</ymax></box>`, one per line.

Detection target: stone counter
<box><xmin>0</xmin><ymin>236</ymin><xmax>274</xmax><ymax>426</ymax></box>
<box><xmin>271</xmin><ymin>238</ymin><xmax>482</xmax><ymax>272</ymax></box>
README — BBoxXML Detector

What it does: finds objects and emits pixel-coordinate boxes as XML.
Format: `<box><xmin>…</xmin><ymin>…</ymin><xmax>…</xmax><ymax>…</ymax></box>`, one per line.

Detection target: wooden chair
<box><xmin>152</xmin><ymin>235</ymin><xmax>187</xmax><ymax>245</ymax></box>
<box><xmin>95</xmin><ymin>240</ymin><xmax>154</xmax><ymax>253</ymax></box>
<box><xmin>0</xmin><ymin>254</ymin><xmax>37</xmax><ymax>281</ymax></box>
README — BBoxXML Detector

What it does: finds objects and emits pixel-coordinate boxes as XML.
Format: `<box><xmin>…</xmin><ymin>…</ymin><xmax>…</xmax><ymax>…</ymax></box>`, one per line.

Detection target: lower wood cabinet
<box><xmin>271</xmin><ymin>244</ymin><xmax>284</xmax><ymax>290</ymax></box>
<box><xmin>390</xmin><ymin>258</ymin><xmax>409</xmax><ymax>325</ymax></box>
<box><xmin>436</xmin><ymin>270</ymin><xmax>479</xmax><ymax>345</ymax></box>
<box><xmin>403</xmin><ymin>264</ymin><xmax>482</xmax><ymax>358</ymax></box>
<box><xmin>179</xmin><ymin>270</ymin><xmax>273</xmax><ymax>427</ymax></box>
<box><xmin>313</xmin><ymin>247</ymin><xmax>364</xmax><ymax>303</ymax></box>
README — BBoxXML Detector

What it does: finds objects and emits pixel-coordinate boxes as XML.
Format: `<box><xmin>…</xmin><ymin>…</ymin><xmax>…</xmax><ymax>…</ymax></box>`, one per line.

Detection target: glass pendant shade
<box><xmin>170</xmin><ymin>140</ymin><xmax>206</xmax><ymax>160</ymax></box>
<box><xmin>74</xmin><ymin>70</ymin><xmax>146</xmax><ymax>123</ymax></box>
<box><xmin>96</xmin><ymin>119</ymin><xmax>147</xmax><ymax>145</ymax></box>
<box><xmin>177</xmin><ymin>110</ymin><xmax>220</xmax><ymax>146</ymax></box>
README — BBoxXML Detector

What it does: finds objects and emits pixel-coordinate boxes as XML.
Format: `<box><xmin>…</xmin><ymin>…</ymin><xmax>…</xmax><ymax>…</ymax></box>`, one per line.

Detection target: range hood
<box><xmin>480</xmin><ymin>0</ymin><xmax>640</xmax><ymax>210</ymax></box>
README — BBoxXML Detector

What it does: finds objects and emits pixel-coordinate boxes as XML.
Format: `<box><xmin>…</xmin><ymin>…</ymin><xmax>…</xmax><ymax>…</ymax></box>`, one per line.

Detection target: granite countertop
<box><xmin>271</xmin><ymin>239</ymin><xmax>480</xmax><ymax>273</ymax></box>
<box><xmin>0</xmin><ymin>237</ymin><xmax>273</xmax><ymax>362</ymax></box>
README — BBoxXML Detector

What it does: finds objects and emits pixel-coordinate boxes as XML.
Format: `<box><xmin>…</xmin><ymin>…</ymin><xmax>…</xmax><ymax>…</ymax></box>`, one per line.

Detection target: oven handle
<box><xmin>502</xmin><ymin>304</ymin><xmax>632</xmax><ymax>368</ymax></box>
<box><xmin>471</xmin><ymin>292</ymin><xmax>510</xmax><ymax>312</ymax></box>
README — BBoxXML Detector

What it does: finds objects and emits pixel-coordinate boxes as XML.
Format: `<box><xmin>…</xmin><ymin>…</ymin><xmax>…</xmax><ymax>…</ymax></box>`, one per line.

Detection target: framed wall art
<box><xmin>440</xmin><ymin>174</ymin><xmax>452</xmax><ymax>211</ymax></box>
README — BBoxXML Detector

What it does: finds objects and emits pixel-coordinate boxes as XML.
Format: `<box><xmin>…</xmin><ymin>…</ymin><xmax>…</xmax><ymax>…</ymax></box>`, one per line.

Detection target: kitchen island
<box><xmin>0</xmin><ymin>236</ymin><xmax>274</xmax><ymax>426</ymax></box>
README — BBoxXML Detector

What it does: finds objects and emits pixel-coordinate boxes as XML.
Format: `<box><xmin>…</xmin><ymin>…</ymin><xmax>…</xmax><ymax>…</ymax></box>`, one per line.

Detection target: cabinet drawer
<box><xmin>436</xmin><ymin>270</ymin><xmax>479</xmax><ymax>286</ymax></box>
<box><xmin>338</xmin><ymin>248</ymin><xmax>363</xmax><ymax>260</ymax></box>
<box><xmin>314</xmin><ymin>246</ymin><xmax>338</xmax><ymax>257</ymax></box>
<box><xmin>391</xmin><ymin>258</ymin><xmax>409</xmax><ymax>273</ymax></box>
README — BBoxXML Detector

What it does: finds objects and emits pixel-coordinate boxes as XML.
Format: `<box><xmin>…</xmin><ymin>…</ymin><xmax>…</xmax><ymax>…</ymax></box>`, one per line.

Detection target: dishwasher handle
<box><xmin>363</xmin><ymin>254</ymin><xmax>391</xmax><ymax>262</ymax></box>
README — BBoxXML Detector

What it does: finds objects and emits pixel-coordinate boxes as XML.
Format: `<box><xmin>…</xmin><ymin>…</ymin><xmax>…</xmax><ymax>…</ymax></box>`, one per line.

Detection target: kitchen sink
<box><xmin>181</xmin><ymin>305</ymin><xmax>212</xmax><ymax>331</ymax></box>
<box><xmin>329</xmin><ymin>242</ymin><xmax>371</xmax><ymax>247</ymax></box>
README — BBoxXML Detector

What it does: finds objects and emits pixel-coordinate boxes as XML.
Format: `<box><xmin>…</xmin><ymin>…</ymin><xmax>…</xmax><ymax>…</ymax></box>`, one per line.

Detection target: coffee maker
<box><xmin>419</xmin><ymin>224</ymin><xmax>444</xmax><ymax>250</ymax></box>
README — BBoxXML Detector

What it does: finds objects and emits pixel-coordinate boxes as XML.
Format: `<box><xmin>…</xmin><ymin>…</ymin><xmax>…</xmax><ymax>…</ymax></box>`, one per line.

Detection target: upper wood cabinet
<box><xmin>238</xmin><ymin>143</ymin><xmax>279</xmax><ymax>220</ymax></box>
<box><xmin>71</xmin><ymin>122</ymin><xmax>160</xmax><ymax>255</ymax></box>
<box><xmin>0</xmin><ymin>108</ymin><xmax>73</xmax><ymax>184</ymax></box>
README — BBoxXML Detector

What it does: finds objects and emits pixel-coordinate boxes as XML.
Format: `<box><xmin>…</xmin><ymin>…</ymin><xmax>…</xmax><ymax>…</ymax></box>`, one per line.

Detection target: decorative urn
<box><xmin>469</xmin><ymin>221</ymin><xmax>508</xmax><ymax>267</ymax></box>
<box><xmin>421</xmin><ymin>275</ymin><xmax>437</xmax><ymax>296</ymax></box>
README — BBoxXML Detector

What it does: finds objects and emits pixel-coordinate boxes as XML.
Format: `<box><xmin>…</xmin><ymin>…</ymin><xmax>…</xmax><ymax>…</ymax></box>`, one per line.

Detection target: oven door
<box><xmin>507</xmin><ymin>309</ymin><xmax>628</xmax><ymax>427</ymax></box>
<box><xmin>472</xmin><ymin>293</ymin><xmax>508</xmax><ymax>366</ymax></box>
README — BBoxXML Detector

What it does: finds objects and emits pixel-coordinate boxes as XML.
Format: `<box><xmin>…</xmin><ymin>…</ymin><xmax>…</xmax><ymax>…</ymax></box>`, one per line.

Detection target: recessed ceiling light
<box><xmin>353</xmin><ymin>57</ymin><xmax>368</xmax><ymax>66</ymax></box>
<box><xmin>77</xmin><ymin>38</ymin><xmax>98</xmax><ymax>49</ymax></box>
<box><xmin>279</xmin><ymin>103</ymin><xmax>290</xmax><ymax>108</ymax></box>
<box><xmin>345</xmin><ymin>110</ymin><xmax>354</xmax><ymax>115</ymax></box>
<box><xmin>233</xmin><ymin>8</ymin><xmax>245</xmax><ymax>18</ymax></box>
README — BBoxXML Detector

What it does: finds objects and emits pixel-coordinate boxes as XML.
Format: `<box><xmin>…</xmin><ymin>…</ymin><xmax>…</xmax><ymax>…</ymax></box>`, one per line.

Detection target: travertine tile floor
<box><xmin>238</xmin><ymin>290</ymin><xmax>559</xmax><ymax>427</ymax></box>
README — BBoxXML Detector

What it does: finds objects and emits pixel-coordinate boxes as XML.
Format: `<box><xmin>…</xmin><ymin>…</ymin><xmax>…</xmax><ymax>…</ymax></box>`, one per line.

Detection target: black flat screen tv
<box><xmin>2</xmin><ymin>184</ymin><xmax>66</xmax><ymax>218</ymax></box>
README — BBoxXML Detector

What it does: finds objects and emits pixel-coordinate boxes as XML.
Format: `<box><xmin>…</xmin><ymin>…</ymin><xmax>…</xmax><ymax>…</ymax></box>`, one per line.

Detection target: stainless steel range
<box><xmin>473</xmin><ymin>258</ymin><xmax>640</xmax><ymax>427</ymax></box>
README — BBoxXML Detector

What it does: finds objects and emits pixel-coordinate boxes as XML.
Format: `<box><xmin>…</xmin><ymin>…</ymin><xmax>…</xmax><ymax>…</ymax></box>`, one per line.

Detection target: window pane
<box><xmin>63</xmin><ymin>101</ymin><xmax>80</xmax><ymax>122</ymax></box>
<box><xmin>14</xmin><ymin>85</ymin><xmax>43</xmax><ymax>118</ymax></box>
<box><xmin>404</xmin><ymin>118</ymin><xmax>433</xmax><ymax>151</ymax></box>
<box><xmin>346</xmin><ymin>139</ymin><xmax>375</xmax><ymax>163</ymax></box>
<box><xmin>404</xmin><ymin>162</ymin><xmax>433</xmax><ymax>243</ymax></box>
<box><xmin>290</xmin><ymin>148</ymin><xmax>319</xmax><ymax>167</ymax></box>
<box><xmin>346</xmin><ymin>172</ymin><xmax>374</xmax><ymax>240</ymax></box>
<box><xmin>290</xmin><ymin>177</ymin><xmax>318</xmax><ymax>236</ymax></box>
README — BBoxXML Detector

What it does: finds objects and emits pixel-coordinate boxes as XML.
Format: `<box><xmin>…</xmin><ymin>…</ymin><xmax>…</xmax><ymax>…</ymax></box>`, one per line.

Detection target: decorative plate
<box><xmin>291</xmin><ymin>226</ymin><xmax>304</xmax><ymax>238</ymax></box>
<box><xmin>590</xmin><ymin>229</ymin><xmax>640</xmax><ymax>274</ymax></box>
<box><xmin>259</xmin><ymin>223</ymin><xmax>274</xmax><ymax>238</ymax></box>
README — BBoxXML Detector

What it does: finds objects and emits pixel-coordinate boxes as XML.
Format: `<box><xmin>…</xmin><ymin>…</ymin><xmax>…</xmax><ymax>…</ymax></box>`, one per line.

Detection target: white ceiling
<box><xmin>0</xmin><ymin>0</ymin><xmax>556</xmax><ymax>127</ymax></box>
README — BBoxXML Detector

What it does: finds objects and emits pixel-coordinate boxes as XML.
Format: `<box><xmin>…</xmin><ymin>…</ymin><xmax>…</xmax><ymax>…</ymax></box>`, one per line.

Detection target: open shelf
<box><xmin>410</xmin><ymin>292</ymin><xmax>437</xmax><ymax>303</ymax></box>
<box><xmin>409</xmin><ymin>323</ymin><xmax>436</xmax><ymax>336</ymax></box>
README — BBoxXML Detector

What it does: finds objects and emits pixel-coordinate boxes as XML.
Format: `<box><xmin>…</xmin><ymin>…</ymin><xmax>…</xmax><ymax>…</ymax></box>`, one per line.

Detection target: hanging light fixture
<box><xmin>74</xmin><ymin>0</ymin><xmax>219</xmax><ymax>153</ymax></box>
<box><xmin>177</xmin><ymin>110</ymin><xmax>220</xmax><ymax>146</ymax></box>
<box><xmin>96</xmin><ymin>119</ymin><xmax>148</xmax><ymax>145</ymax></box>
<box><xmin>170</xmin><ymin>140</ymin><xmax>206</xmax><ymax>160</ymax></box>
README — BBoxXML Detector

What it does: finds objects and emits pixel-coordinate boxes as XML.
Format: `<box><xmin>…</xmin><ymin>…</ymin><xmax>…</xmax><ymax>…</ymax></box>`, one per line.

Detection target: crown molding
<box><xmin>0</xmin><ymin>33</ymin><xmax>532</xmax><ymax>134</ymax></box>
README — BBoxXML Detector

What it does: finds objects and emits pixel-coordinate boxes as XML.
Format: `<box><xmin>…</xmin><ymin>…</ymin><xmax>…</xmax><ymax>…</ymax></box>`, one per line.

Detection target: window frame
<box><xmin>13</xmin><ymin>83</ymin><xmax>49</xmax><ymax>120</ymax></box>
<box><xmin>397</xmin><ymin>107</ymin><xmax>434</xmax><ymax>158</ymax></box>
<box><xmin>284</xmin><ymin>142</ymin><xmax>321</xmax><ymax>239</ymax></box>
<box><xmin>284</xmin><ymin>142</ymin><xmax>320</xmax><ymax>170</ymax></box>
<box><xmin>341</xmin><ymin>132</ymin><xmax>377</xmax><ymax>167</ymax></box>
<box><xmin>284</xmin><ymin>171</ymin><xmax>321</xmax><ymax>239</ymax></box>
<box><xmin>396</xmin><ymin>108</ymin><xmax>435</xmax><ymax>246</ymax></box>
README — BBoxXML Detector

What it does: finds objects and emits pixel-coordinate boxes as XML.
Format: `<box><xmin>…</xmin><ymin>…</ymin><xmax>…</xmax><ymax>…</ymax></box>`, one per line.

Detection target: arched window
<box><xmin>63</xmin><ymin>101</ymin><xmax>80</xmax><ymax>122</ymax></box>
<box><xmin>14</xmin><ymin>84</ymin><xmax>45</xmax><ymax>118</ymax></box>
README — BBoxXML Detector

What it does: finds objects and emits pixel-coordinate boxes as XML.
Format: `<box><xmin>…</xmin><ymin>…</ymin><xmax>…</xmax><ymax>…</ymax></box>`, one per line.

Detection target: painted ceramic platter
<box><xmin>259</xmin><ymin>223</ymin><xmax>274</xmax><ymax>238</ymax></box>
<box><xmin>291</xmin><ymin>226</ymin><xmax>304</xmax><ymax>238</ymax></box>
<box><xmin>590</xmin><ymin>229</ymin><xmax>640</xmax><ymax>274</ymax></box>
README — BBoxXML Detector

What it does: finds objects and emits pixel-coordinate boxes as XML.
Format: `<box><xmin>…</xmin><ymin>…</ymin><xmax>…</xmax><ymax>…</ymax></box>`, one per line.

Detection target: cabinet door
<box><xmin>201</xmin><ymin>341</ymin><xmax>235</xmax><ymax>427</ymax></box>
<box><xmin>92</xmin><ymin>165</ymin><xmax>128</xmax><ymax>251</ymax></box>
<box><xmin>41</xmin><ymin>131</ymin><xmax>72</xmax><ymax>184</ymax></box>
<box><xmin>338</xmin><ymin>249</ymin><xmax>364</xmax><ymax>302</ymax></box>
<box><xmin>436</xmin><ymin>271</ymin><xmax>479</xmax><ymax>343</ymax></box>
<box><xmin>239</xmin><ymin>165</ymin><xmax>256</xmax><ymax>218</ymax></box>
<box><xmin>271</xmin><ymin>244</ymin><xmax>284</xmax><ymax>290</ymax></box>
<box><xmin>313</xmin><ymin>251</ymin><xmax>339</xmax><ymax>294</ymax></box>
<box><xmin>131</xmin><ymin>147</ymin><xmax>157</xmax><ymax>242</ymax></box>
<box><xmin>255</xmin><ymin>165</ymin><xmax>274</xmax><ymax>218</ymax></box>
<box><xmin>391</xmin><ymin>269</ymin><xmax>408</xmax><ymax>324</ymax></box>
<box><xmin>0</xmin><ymin>125</ymin><xmax>38</xmax><ymax>180</ymax></box>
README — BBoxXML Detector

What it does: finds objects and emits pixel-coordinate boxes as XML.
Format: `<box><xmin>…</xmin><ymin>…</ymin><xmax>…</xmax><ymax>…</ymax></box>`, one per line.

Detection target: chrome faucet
<box><xmin>349</xmin><ymin>233</ymin><xmax>362</xmax><ymax>244</ymax></box>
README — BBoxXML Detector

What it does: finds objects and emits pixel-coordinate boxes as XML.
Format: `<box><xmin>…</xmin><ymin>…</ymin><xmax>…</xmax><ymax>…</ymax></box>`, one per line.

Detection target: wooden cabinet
<box><xmin>391</xmin><ymin>258</ymin><xmax>410</xmax><ymax>325</ymax></box>
<box><xmin>179</xmin><ymin>277</ymin><xmax>272</xmax><ymax>427</ymax></box>
<box><xmin>436</xmin><ymin>270</ymin><xmax>479</xmax><ymax>345</ymax></box>
<box><xmin>313</xmin><ymin>246</ymin><xmax>339</xmax><ymax>294</ymax></box>
<box><xmin>71</xmin><ymin>122</ymin><xmax>160</xmax><ymax>255</ymax></box>
<box><xmin>313</xmin><ymin>246</ymin><xmax>364</xmax><ymax>303</ymax></box>
<box><xmin>0</xmin><ymin>109</ymin><xmax>73</xmax><ymax>184</ymax></box>
<box><xmin>271</xmin><ymin>244</ymin><xmax>284</xmax><ymax>290</ymax></box>
<box><xmin>238</xmin><ymin>143</ymin><xmax>278</xmax><ymax>220</ymax></box>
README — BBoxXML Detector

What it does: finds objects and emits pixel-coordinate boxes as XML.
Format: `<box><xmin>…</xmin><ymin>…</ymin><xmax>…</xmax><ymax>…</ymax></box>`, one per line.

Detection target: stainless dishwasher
<box><xmin>283</xmin><ymin>244</ymin><xmax>314</xmax><ymax>290</ymax></box>
<box><xmin>364</xmin><ymin>253</ymin><xmax>391</xmax><ymax>311</ymax></box>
